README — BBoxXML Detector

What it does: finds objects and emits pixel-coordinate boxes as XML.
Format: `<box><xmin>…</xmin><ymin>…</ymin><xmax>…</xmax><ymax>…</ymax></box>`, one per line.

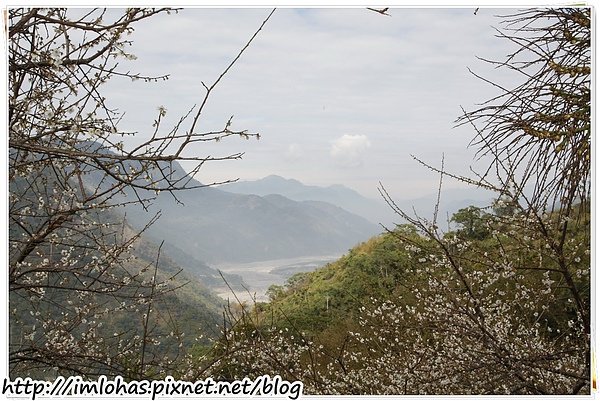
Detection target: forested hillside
<box><xmin>200</xmin><ymin>201</ymin><xmax>590</xmax><ymax>394</ymax></box>
<box><xmin>9</xmin><ymin>201</ymin><xmax>227</xmax><ymax>379</ymax></box>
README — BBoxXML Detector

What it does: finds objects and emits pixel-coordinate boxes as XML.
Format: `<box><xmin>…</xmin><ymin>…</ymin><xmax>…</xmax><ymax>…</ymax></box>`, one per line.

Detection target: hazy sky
<box><xmin>104</xmin><ymin>5</ymin><xmax>535</xmax><ymax>200</ymax></box>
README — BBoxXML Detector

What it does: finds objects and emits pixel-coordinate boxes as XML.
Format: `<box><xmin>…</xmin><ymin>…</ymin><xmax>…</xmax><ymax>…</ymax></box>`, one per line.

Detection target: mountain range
<box><xmin>221</xmin><ymin>175</ymin><xmax>496</xmax><ymax>228</ymax></box>
<box><xmin>220</xmin><ymin>175</ymin><xmax>396</xmax><ymax>226</ymax></box>
<box><xmin>94</xmin><ymin>154</ymin><xmax>495</xmax><ymax>292</ymax></box>
<box><xmin>114</xmin><ymin>166</ymin><xmax>382</xmax><ymax>265</ymax></box>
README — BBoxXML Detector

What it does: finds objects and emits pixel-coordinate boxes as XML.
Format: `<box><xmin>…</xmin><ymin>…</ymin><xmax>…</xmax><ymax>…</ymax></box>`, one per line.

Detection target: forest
<box><xmin>7</xmin><ymin>7</ymin><xmax>591</xmax><ymax>395</ymax></box>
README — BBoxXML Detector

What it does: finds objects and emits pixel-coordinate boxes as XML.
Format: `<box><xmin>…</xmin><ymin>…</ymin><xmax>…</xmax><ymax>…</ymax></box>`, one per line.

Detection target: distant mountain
<box><xmin>220</xmin><ymin>175</ymin><xmax>497</xmax><ymax>228</ymax></box>
<box><xmin>9</xmin><ymin>172</ymin><xmax>228</xmax><ymax>351</ymax></box>
<box><xmin>112</xmin><ymin>167</ymin><xmax>382</xmax><ymax>265</ymax></box>
<box><xmin>221</xmin><ymin>175</ymin><xmax>396</xmax><ymax>226</ymax></box>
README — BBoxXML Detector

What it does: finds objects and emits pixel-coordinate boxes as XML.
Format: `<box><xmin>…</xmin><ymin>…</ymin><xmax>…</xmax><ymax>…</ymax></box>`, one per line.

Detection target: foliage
<box><xmin>450</xmin><ymin>205</ymin><xmax>490</xmax><ymax>239</ymax></box>
<box><xmin>261</xmin><ymin>230</ymin><xmax>418</xmax><ymax>332</ymax></box>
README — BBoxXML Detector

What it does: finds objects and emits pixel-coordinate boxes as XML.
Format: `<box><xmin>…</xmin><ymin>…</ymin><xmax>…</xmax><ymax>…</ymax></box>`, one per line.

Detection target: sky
<box><xmin>101</xmin><ymin>5</ymin><xmax>539</xmax><ymax>201</ymax></box>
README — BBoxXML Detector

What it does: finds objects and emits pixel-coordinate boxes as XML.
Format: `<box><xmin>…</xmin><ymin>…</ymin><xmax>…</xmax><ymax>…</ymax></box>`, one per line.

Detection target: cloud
<box><xmin>285</xmin><ymin>143</ymin><xmax>303</xmax><ymax>161</ymax></box>
<box><xmin>330</xmin><ymin>134</ymin><xmax>372</xmax><ymax>167</ymax></box>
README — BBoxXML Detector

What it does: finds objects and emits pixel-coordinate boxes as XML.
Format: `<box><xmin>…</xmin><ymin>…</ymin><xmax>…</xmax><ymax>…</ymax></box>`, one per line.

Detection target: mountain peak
<box><xmin>221</xmin><ymin>175</ymin><xmax>395</xmax><ymax>226</ymax></box>
<box><xmin>261</xmin><ymin>175</ymin><xmax>303</xmax><ymax>186</ymax></box>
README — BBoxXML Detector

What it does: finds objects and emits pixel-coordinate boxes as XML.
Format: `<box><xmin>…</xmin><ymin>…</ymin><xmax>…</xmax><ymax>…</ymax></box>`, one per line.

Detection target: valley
<box><xmin>212</xmin><ymin>254</ymin><xmax>341</xmax><ymax>302</ymax></box>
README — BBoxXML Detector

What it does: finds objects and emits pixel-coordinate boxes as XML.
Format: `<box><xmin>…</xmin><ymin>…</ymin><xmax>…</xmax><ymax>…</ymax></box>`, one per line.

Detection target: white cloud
<box><xmin>330</xmin><ymin>134</ymin><xmax>372</xmax><ymax>168</ymax></box>
<box><xmin>285</xmin><ymin>143</ymin><xmax>303</xmax><ymax>161</ymax></box>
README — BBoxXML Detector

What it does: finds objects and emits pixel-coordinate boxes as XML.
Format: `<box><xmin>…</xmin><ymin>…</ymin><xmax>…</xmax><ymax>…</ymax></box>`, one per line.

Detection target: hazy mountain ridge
<box><xmin>112</xmin><ymin>166</ymin><xmax>382</xmax><ymax>265</ymax></box>
<box><xmin>9</xmin><ymin>172</ymin><xmax>227</xmax><ymax>350</ymax></box>
<box><xmin>221</xmin><ymin>175</ymin><xmax>496</xmax><ymax>228</ymax></box>
<box><xmin>221</xmin><ymin>175</ymin><xmax>396</xmax><ymax>226</ymax></box>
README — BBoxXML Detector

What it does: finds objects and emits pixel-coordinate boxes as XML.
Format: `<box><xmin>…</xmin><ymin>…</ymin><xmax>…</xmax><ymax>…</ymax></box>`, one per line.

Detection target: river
<box><xmin>213</xmin><ymin>254</ymin><xmax>341</xmax><ymax>303</ymax></box>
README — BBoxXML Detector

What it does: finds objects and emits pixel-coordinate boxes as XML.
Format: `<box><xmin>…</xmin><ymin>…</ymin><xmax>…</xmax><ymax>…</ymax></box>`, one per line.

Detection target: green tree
<box><xmin>450</xmin><ymin>206</ymin><xmax>490</xmax><ymax>239</ymax></box>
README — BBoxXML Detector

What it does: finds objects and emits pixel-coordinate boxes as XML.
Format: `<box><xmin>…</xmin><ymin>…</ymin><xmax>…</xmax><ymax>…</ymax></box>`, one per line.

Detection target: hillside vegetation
<box><xmin>9</xmin><ymin>206</ymin><xmax>227</xmax><ymax>379</ymax></box>
<box><xmin>261</xmin><ymin>203</ymin><xmax>589</xmax><ymax>337</ymax></box>
<box><xmin>199</xmin><ymin>201</ymin><xmax>590</xmax><ymax>394</ymax></box>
